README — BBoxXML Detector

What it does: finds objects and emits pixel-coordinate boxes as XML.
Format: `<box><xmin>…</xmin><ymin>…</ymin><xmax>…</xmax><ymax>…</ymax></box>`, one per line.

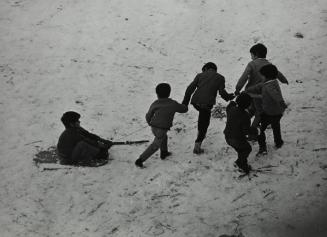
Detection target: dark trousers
<box><xmin>258</xmin><ymin>113</ymin><xmax>283</xmax><ymax>150</ymax></box>
<box><xmin>193</xmin><ymin>104</ymin><xmax>212</xmax><ymax>143</ymax></box>
<box><xmin>59</xmin><ymin>141</ymin><xmax>108</xmax><ymax>165</ymax></box>
<box><xmin>225</xmin><ymin>137</ymin><xmax>252</xmax><ymax>166</ymax></box>
<box><xmin>138</xmin><ymin>127</ymin><xmax>168</xmax><ymax>162</ymax></box>
<box><xmin>247</xmin><ymin>98</ymin><xmax>262</xmax><ymax>138</ymax></box>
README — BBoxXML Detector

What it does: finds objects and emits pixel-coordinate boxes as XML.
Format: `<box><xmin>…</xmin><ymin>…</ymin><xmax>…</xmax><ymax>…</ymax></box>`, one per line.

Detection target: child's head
<box><xmin>202</xmin><ymin>62</ymin><xmax>217</xmax><ymax>72</ymax></box>
<box><xmin>260</xmin><ymin>64</ymin><xmax>278</xmax><ymax>81</ymax></box>
<box><xmin>156</xmin><ymin>83</ymin><xmax>171</xmax><ymax>98</ymax></box>
<box><xmin>61</xmin><ymin>111</ymin><xmax>81</xmax><ymax>128</ymax></box>
<box><xmin>236</xmin><ymin>92</ymin><xmax>252</xmax><ymax>110</ymax></box>
<box><xmin>250</xmin><ymin>43</ymin><xmax>267</xmax><ymax>59</ymax></box>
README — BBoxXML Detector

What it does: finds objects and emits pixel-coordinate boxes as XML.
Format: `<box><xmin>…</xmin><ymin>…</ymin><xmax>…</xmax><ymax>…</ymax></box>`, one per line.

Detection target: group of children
<box><xmin>57</xmin><ymin>43</ymin><xmax>288</xmax><ymax>174</ymax></box>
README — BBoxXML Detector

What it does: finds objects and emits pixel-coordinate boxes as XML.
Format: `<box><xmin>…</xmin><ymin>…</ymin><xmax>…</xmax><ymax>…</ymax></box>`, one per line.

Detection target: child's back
<box><xmin>190</xmin><ymin>69</ymin><xmax>226</xmax><ymax>106</ymax></box>
<box><xmin>261</xmin><ymin>79</ymin><xmax>286</xmax><ymax>115</ymax></box>
<box><xmin>146</xmin><ymin>97</ymin><xmax>188</xmax><ymax>129</ymax></box>
<box><xmin>224</xmin><ymin>101</ymin><xmax>251</xmax><ymax>141</ymax></box>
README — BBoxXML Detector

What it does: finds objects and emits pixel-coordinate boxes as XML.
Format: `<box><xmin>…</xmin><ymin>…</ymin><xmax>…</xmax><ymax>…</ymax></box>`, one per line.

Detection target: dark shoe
<box><xmin>193</xmin><ymin>142</ymin><xmax>204</xmax><ymax>154</ymax></box>
<box><xmin>234</xmin><ymin>160</ymin><xmax>251</xmax><ymax>174</ymax></box>
<box><xmin>135</xmin><ymin>159</ymin><xmax>144</xmax><ymax>168</ymax></box>
<box><xmin>160</xmin><ymin>151</ymin><xmax>172</xmax><ymax>160</ymax></box>
<box><xmin>256</xmin><ymin>149</ymin><xmax>267</xmax><ymax>157</ymax></box>
<box><xmin>243</xmin><ymin>164</ymin><xmax>252</xmax><ymax>174</ymax></box>
<box><xmin>275</xmin><ymin>141</ymin><xmax>284</xmax><ymax>149</ymax></box>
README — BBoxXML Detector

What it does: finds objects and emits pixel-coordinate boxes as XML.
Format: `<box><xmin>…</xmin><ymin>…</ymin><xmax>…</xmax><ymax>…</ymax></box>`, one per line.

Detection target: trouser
<box><xmin>225</xmin><ymin>137</ymin><xmax>252</xmax><ymax>166</ymax></box>
<box><xmin>61</xmin><ymin>141</ymin><xmax>108</xmax><ymax>165</ymax></box>
<box><xmin>247</xmin><ymin>98</ymin><xmax>263</xmax><ymax>128</ymax></box>
<box><xmin>258</xmin><ymin>113</ymin><xmax>283</xmax><ymax>150</ymax></box>
<box><xmin>138</xmin><ymin>127</ymin><xmax>168</xmax><ymax>162</ymax></box>
<box><xmin>193</xmin><ymin>104</ymin><xmax>212</xmax><ymax>143</ymax></box>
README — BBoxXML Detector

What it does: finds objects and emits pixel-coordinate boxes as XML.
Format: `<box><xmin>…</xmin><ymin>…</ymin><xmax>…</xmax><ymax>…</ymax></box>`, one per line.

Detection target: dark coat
<box><xmin>182</xmin><ymin>69</ymin><xmax>232</xmax><ymax>108</ymax></box>
<box><xmin>57</xmin><ymin>126</ymin><xmax>101</xmax><ymax>158</ymax></box>
<box><xmin>235</xmin><ymin>58</ymin><xmax>288</xmax><ymax>93</ymax></box>
<box><xmin>146</xmin><ymin>98</ymin><xmax>188</xmax><ymax>130</ymax></box>
<box><xmin>224</xmin><ymin>101</ymin><xmax>251</xmax><ymax>140</ymax></box>
<box><xmin>246</xmin><ymin>79</ymin><xmax>287</xmax><ymax>116</ymax></box>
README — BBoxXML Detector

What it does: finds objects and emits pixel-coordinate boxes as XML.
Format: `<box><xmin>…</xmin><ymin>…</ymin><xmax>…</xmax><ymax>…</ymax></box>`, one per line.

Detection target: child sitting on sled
<box><xmin>57</xmin><ymin>111</ymin><xmax>113</xmax><ymax>166</ymax></box>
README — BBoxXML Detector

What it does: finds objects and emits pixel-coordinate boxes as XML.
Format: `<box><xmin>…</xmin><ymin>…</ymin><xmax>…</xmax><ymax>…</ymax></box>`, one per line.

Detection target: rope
<box><xmin>115</xmin><ymin>124</ymin><xmax>149</xmax><ymax>141</ymax></box>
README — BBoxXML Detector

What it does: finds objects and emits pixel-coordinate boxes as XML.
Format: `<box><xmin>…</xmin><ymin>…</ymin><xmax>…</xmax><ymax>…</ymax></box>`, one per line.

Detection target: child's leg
<box><xmin>138</xmin><ymin>128</ymin><xmax>167</xmax><ymax>163</ymax></box>
<box><xmin>195</xmin><ymin>108</ymin><xmax>211</xmax><ymax>143</ymax></box>
<box><xmin>159</xmin><ymin>132</ymin><xmax>168</xmax><ymax>152</ymax></box>
<box><xmin>71</xmin><ymin>141</ymin><xmax>100</xmax><ymax>164</ymax></box>
<box><xmin>257</xmin><ymin>113</ymin><xmax>270</xmax><ymax>152</ymax></box>
<box><xmin>271</xmin><ymin>114</ymin><xmax>283</xmax><ymax>147</ymax></box>
<box><xmin>226</xmin><ymin>138</ymin><xmax>252</xmax><ymax>172</ymax></box>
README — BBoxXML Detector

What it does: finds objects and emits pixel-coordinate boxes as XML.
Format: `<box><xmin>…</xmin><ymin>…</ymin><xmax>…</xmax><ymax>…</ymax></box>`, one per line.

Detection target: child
<box><xmin>57</xmin><ymin>111</ymin><xmax>113</xmax><ymax>165</ymax></box>
<box><xmin>235</xmin><ymin>43</ymin><xmax>289</xmax><ymax>140</ymax></box>
<box><xmin>245</xmin><ymin>64</ymin><xmax>287</xmax><ymax>156</ymax></box>
<box><xmin>224</xmin><ymin>93</ymin><xmax>253</xmax><ymax>174</ymax></box>
<box><xmin>135</xmin><ymin>83</ymin><xmax>188</xmax><ymax>168</ymax></box>
<box><xmin>182</xmin><ymin>62</ymin><xmax>234</xmax><ymax>154</ymax></box>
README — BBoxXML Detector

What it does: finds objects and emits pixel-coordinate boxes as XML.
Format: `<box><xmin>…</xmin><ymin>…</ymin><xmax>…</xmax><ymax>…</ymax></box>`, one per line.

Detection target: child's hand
<box><xmin>98</xmin><ymin>140</ymin><xmax>113</xmax><ymax>149</ymax></box>
<box><xmin>225</xmin><ymin>93</ymin><xmax>235</xmax><ymax>101</ymax></box>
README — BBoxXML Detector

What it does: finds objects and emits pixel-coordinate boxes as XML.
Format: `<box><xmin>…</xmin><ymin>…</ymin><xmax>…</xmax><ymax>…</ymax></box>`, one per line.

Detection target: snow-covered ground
<box><xmin>1</xmin><ymin>0</ymin><xmax>327</xmax><ymax>236</ymax></box>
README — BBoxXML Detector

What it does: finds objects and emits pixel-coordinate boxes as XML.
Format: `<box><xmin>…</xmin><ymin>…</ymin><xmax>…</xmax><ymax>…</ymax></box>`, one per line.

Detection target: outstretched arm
<box><xmin>235</xmin><ymin>63</ymin><xmax>252</xmax><ymax>94</ymax></box>
<box><xmin>277</xmin><ymin>71</ymin><xmax>289</xmax><ymax>84</ymax></box>
<box><xmin>219</xmin><ymin>78</ymin><xmax>235</xmax><ymax>102</ymax></box>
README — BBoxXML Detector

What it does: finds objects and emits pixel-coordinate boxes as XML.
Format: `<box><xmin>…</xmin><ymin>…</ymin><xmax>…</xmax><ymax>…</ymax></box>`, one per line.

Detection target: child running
<box><xmin>245</xmin><ymin>64</ymin><xmax>287</xmax><ymax>156</ymax></box>
<box><xmin>224</xmin><ymin>93</ymin><xmax>253</xmax><ymax>174</ymax></box>
<box><xmin>182</xmin><ymin>62</ymin><xmax>234</xmax><ymax>154</ymax></box>
<box><xmin>234</xmin><ymin>43</ymin><xmax>289</xmax><ymax>141</ymax></box>
<box><xmin>135</xmin><ymin>83</ymin><xmax>188</xmax><ymax>168</ymax></box>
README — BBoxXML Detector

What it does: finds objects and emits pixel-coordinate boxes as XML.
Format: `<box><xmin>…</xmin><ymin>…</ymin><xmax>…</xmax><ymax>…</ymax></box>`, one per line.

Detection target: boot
<box><xmin>160</xmin><ymin>151</ymin><xmax>172</xmax><ymax>160</ymax></box>
<box><xmin>193</xmin><ymin>142</ymin><xmax>204</xmax><ymax>154</ymax></box>
<box><xmin>275</xmin><ymin>140</ymin><xmax>284</xmax><ymax>149</ymax></box>
<box><xmin>135</xmin><ymin>159</ymin><xmax>144</xmax><ymax>168</ymax></box>
<box><xmin>256</xmin><ymin>148</ymin><xmax>267</xmax><ymax>157</ymax></box>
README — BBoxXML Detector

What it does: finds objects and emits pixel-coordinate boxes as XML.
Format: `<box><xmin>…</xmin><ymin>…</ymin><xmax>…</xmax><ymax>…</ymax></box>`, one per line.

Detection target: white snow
<box><xmin>1</xmin><ymin>0</ymin><xmax>327</xmax><ymax>236</ymax></box>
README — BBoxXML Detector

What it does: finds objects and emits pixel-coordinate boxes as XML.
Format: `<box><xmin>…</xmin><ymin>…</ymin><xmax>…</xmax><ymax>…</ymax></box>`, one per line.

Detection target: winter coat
<box><xmin>182</xmin><ymin>69</ymin><xmax>232</xmax><ymax>108</ymax></box>
<box><xmin>57</xmin><ymin>127</ymin><xmax>101</xmax><ymax>158</ymax></box>
<box><xmin>146</xmin><ymin>98</ymin><xmax>188</xmax><ymax>130</ymax></box>
<box><xmin>224</xmin><ymin>101</ymin><xmax>251</xmax><ymax>140</ymax></box>
<box><xmin>235</xmin><ymin>58</ymin><xmax>288</xmax><ymax>93</ymax></box>
<box><xmin>246</xmin><ymin>79</ymin><xmax>287</xmax><ymax>116</ymax></box>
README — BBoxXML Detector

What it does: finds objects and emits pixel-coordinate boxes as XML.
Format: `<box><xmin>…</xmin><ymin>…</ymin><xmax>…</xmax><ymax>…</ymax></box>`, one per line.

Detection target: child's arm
<box><xmin>174</xmin><ymin>101</ymin><xmax>188</xmax><ymax>113</ymax></box>
<box><xmin>277</xmin><ymin>71</ymin><xmax>289</xmax><ymax>84</ymax></box>
<box><xmin>182</xmin><ymin>75</ymin><xmax>199</xmax><ymax>105</ymax></box>
<box><xmin>79</xmin><ymin>127</ymin><xmax>113</xmax><ymax>148</ymax></box>
<box><xmin>79</xmin><ymin>127</ymin><xmax>101</xmax><ymax>141</ymax></box>
<box><xmin>145</xmin><ymin>104</ymin><xmax>155</xmax><ymax>125</ymax></box>
<box><xmin>218</xmin><ymin>78</ymin><xmax>235</xmax><ymax>101</ymax></box>
<box><xmin>235</xmin><ymin>63</ymin><xmax>252</xmax><ymax>94</ymax></box>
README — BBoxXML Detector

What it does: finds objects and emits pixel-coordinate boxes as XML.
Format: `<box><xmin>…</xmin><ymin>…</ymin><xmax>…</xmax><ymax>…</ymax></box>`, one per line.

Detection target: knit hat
<box><xmin>61</xmin><ymin>111</ymin><xmax>80</xmax><ymax>127</ymax></box>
